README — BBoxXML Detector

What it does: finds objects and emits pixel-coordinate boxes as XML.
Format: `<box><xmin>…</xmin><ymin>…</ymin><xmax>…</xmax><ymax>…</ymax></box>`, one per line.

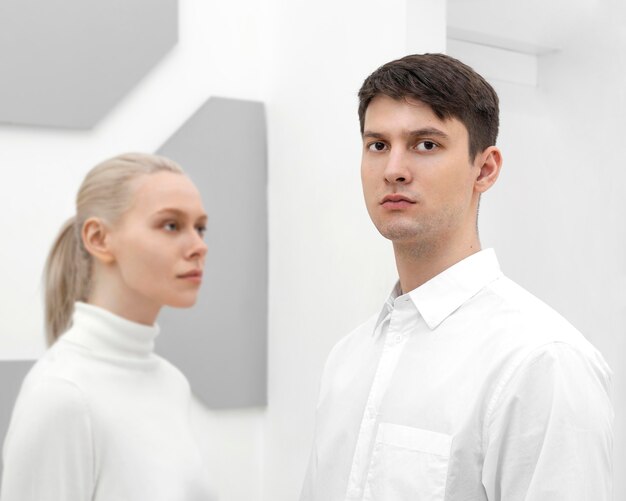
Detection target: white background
<box><xmin>0</xmin><ymin>1</ymin><xmax>623</xmax><ymax>499</ymax></box>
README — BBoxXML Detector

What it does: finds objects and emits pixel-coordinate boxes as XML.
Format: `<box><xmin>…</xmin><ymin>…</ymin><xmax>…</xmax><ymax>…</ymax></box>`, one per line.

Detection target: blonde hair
<box><xmin>44</xmin><ymin>153</ymin><xmax>184</xmax><ymax>345</ymax></box>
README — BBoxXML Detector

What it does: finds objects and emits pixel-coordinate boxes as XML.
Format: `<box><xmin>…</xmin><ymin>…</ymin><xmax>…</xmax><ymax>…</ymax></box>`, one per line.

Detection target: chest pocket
<box><xmin>363</xmin><ymin>422</ymin><xmax>452</xmax><ymax>501</ymax></box>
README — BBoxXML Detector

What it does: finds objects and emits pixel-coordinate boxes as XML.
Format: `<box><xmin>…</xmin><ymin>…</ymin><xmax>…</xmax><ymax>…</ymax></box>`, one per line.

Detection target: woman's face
<box><xmin>105</xmin><ymin>171</ymin><xmax>208</xmax><ymax>319</ymax></box>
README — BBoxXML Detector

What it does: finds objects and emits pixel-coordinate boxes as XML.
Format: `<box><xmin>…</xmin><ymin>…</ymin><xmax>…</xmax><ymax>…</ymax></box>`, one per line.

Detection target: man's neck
<box><xmin>393</xmin><ymin>237</ymin><xmax>481</xmax><ymax>294</ymax></box>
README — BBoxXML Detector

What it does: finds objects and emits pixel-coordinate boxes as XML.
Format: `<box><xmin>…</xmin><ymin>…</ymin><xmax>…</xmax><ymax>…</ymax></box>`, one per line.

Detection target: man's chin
<box><xmin>377</xmin><ymin>223</ymin><xmax>423</xmax><ymax>243</ymax></box>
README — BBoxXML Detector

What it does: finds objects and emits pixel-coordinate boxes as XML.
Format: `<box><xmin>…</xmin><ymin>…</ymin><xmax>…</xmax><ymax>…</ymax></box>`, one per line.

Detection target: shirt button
<box><xmin>394</xmin><ymin>334</ymin><xmax>403</xmax><ymax>343</ymax></box>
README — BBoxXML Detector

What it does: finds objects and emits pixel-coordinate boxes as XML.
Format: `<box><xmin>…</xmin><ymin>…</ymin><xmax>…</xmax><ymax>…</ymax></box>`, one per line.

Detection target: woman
<box><xmin>0</xmin><ymin>153</ymin><xmax>216</xmax><ymax>500</ymax></box>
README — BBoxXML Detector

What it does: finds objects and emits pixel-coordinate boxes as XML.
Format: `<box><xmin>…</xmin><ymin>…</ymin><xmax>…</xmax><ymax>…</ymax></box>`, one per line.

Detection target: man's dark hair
<box><xmin>358</xmin><ymin>53</ymin><xmax>499</xmax><ymax>159</ymax></box>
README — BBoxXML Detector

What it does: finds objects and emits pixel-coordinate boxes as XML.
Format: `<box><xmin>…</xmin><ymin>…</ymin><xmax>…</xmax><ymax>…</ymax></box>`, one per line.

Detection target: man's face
<box><xmin>361</xmin><ymin>95</ymin><xmax>483</xmax><ymax>250</ymax></box>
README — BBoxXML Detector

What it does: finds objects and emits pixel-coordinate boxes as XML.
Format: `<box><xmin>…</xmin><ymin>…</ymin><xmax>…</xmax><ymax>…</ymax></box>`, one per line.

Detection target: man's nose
<box><xmin>384</xmin><ymin>149</ymin><xmax>412</xmax><ymax>184</ymax></box>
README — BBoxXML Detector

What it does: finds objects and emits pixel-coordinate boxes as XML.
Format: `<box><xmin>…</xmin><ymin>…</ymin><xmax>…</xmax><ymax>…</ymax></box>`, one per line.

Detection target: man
<box><xmin>300</xmin><ymin>54</ymin><xmax>613</xmax><ymax>500</ymax></box>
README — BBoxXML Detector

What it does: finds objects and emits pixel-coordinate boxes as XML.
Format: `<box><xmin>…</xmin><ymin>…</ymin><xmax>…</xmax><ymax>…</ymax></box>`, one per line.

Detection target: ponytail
<box><xmin>43</xmin><ymin>216</ymin><xmax>90</xmax><ymax>345</ymax></box>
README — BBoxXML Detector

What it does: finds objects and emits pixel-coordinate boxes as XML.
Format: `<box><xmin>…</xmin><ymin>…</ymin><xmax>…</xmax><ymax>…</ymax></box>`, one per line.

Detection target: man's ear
<box><xmin>474</xmin><ymin>146</ymin><xmax>502</xmax><ymax>194</ymax></box>
<box><xmin>82</xmin><ymin>218</ymin><xmax>115</xmax><ymax>264</ymax></box>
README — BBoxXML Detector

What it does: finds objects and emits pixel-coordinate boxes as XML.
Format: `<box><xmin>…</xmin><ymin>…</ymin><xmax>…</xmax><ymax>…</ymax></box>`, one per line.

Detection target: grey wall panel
<box><xmin>0</xmin><ymin>361</ymin><xmax>35</xmax><ymax>482</ymax></box>
<box><xmin>0</xmin><ymin>0</ymin><xmax>177</xmax><ymax>128</ymax></box>
<box><xmin>157</xmin><ymin>97</ymin><xmax>268</xmax><ymax>409</ymax></box>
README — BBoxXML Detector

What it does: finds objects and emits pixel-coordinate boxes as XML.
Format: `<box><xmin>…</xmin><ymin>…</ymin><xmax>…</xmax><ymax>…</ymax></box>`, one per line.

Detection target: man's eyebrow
<box><xmin>407</xmin><ymin>127</ymin><xmax>450</xmax><ymax>140</ymax></box>
<box><xmin>153</xmin><ymin>208</ymin><xmax>208</xmax><ymax>222</ymax></box>
<box><xmin>362</xmin><ymin>131</ymin><xmax>385</xmax><ymax>139</ymax></box>
<box><xmin>362</xmin><ymin>128</ymin><xmax>450</xmax><ymax>140</ymax></box>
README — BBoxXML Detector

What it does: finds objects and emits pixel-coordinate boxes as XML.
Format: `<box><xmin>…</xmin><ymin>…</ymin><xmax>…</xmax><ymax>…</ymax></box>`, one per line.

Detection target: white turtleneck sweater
<box><xmin>1</xmin><ymin>302</ymin><xmax>216</xmax><ymax>501</ymax></box>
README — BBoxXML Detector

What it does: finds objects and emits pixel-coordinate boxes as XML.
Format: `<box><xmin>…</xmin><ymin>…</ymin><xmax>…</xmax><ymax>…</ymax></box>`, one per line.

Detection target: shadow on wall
<box><xmin>0</xmin><ymin>0</ymin><xmax>177</xmax><ymax>128</ymax></box>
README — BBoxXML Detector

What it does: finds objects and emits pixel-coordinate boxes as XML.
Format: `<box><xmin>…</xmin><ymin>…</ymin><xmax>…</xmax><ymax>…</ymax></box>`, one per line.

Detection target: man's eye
<box><xmin>416</xmin><ymin>141</ymin><xmax>438</xmax><ymax>152</ymax></box>
<box><xmin>368</xmin><ymin>141</ymin><xmax>387</xmax><ymax>152</ymax></box>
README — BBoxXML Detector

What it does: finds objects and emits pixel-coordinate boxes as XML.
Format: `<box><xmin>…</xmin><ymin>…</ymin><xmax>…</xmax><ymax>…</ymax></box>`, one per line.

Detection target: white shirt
<box><xmin>300</xmin><ymin>249</ymin><xmax>613</xmax><ymax>501</ymax></box>
<box><xmin>1</xmin><ymin>302</ymin><xmax>216</xmax><ymax>501</ymax></box>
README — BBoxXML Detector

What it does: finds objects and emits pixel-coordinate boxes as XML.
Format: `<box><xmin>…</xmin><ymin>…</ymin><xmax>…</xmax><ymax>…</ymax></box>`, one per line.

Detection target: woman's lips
<box><xmin>178</xmin><ymin>270</ymin><xmax>203</xmax><ymax>283</ymax></box>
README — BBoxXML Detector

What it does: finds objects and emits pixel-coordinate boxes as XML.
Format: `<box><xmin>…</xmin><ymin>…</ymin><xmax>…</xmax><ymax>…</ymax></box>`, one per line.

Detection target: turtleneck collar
<box><xmin>61</xmin><ymin>302</ymin><xmax>160</xmax><ymax>360</ymax></box>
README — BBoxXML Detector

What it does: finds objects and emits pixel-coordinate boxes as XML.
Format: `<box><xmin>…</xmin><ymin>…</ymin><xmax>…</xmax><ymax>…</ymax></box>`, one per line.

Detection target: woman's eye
<box><xmin>368</xmin><ymin>141</ymin><xmax>387</xmax><ymax>152</ymax></box>
<box><xmin>196</xmin><ymin>226</ymin><xmax>207</xmax><ymax>238</ymax></box>
<box><xmin>416</xmin><ymin>141</ymin><xmax>438</xmax><ymax>152</ymax></box>
<box><xmin>163</xmin><ymin>222</ymin><xmax>178</xmax><ymax>232</ymax></box>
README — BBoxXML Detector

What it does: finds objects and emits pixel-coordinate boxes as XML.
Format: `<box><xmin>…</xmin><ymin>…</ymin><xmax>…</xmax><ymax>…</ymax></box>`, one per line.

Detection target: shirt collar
<box><xmin>61</xmin><ymin>301</ymin><xmax>160</xmax><ymax>359</ymax></box>
<box><xmin>375</xmin><ymin>249</ymin><xmax>503</xmax><ymax>332</ymax></box>
<box><xmin>410</xmin><ymin>248</ymin><xmax>502</xmax><ymax>330</ymax></box>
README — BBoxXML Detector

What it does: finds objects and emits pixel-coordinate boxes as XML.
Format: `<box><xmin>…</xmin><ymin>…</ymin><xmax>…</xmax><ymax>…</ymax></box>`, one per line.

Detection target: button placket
<box><xmin>344</xmin><ymin>307</ymin><xmax>410</xmax><ymax>500</ymax></box>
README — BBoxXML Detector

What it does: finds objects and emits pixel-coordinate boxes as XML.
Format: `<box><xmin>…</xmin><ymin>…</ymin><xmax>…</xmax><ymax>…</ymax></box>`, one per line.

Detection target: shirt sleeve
<box><xmin>1</xmin><ymin>377</ymin><xmax>95</xmax><ymax>501</ymax></box>
<box><xmin>482</xmin><ymin>342</ymin><xmax>613</xmax><ymax>501</ymax></box>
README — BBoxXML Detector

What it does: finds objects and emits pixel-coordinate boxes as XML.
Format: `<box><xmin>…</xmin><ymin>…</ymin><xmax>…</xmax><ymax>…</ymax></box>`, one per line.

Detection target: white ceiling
<box><xmin>446</xmin><ymin>0</ymin><xmax>599</xmax><ymax>51</ymax></box>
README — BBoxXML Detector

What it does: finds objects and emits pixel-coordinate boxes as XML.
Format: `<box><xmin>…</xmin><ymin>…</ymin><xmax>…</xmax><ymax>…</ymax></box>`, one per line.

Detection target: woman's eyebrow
<box><xmin>153</xmin><ymin>208</ymin><xmax>208</xmax><ymax>222</ymax></box>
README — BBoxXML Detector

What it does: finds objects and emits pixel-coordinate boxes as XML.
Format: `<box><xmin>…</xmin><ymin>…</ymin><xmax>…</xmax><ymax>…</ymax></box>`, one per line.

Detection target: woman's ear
<box><xmin>82</xmin><ymin>218</ymin><xmax>115</xmax><ymax>264</ymax></box>
<box><xmin>474</xmin><ymin>146</ymin><xmax>503</xmax><ymax>194</ymax></box>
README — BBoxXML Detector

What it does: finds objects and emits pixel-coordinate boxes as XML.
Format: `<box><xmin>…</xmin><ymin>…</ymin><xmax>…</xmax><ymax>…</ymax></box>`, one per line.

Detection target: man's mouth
<box><xmin>381</xmin><ymin>194</ymin><xmax>416</xmax><ymax>208</ymax></box>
